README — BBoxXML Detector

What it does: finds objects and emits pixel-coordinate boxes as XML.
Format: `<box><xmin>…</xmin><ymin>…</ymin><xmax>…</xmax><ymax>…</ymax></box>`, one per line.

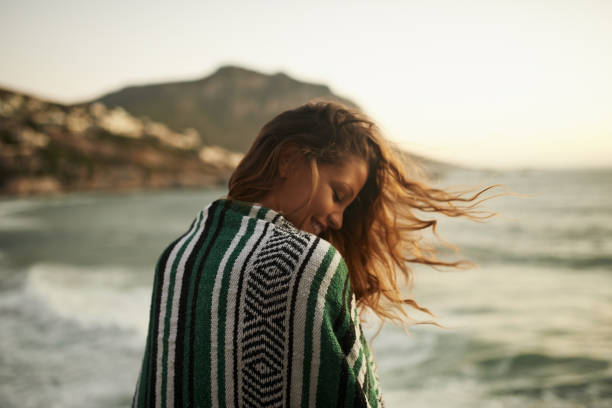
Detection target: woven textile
<box><xmin>132</xmin><ymin>197</ymin><xmax>385</xmax><ymax>407</ymax></box>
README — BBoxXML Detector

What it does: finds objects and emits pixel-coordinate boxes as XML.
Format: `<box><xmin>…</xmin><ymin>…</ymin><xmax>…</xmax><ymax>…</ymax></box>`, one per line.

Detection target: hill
<box><xmin>89</xmin><ymin>65</ymin><xmax>460</xmax><ymax>178</ymax></box>
<box><xmin>89</xmin><ymin>65</ymin><xmax>358</xmax><ymax>153</ymax></box>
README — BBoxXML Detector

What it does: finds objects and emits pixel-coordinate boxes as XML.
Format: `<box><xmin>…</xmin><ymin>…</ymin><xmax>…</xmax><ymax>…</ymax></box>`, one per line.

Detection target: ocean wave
<box><xmin>460</xmin><ymin>247</ymin><xmax>612</xmax><ymax>270</ymax></box>
<box><xmin>0</xmin><ymin>278</ymin><xmax>143</xmax><ymax>408</ymax></box>
<box><xmin>23</xmin><ymin>262</ymin><xmax>152</xmax><ymax>338</ymax></box>
<box><xmin>476</xmin><ymin>353</ymin><xmax>609</xmax><ymax>380</ymax></box>
<box><xmin>0</xmin><ymin>194</ymin><xmax>104</xmax><ymax>231</ymax></box>
<box><xmin>491</xmin><ymin>375</ymin><xmax>612</xmax><ymax>404</ymax></box>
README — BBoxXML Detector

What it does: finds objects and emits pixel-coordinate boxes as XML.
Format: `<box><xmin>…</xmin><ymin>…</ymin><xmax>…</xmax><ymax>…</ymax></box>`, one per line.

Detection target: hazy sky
<box><xmin>1</xmin><ymin>0</ymin><xmax>611</xmax><ymax>170</ymax></box>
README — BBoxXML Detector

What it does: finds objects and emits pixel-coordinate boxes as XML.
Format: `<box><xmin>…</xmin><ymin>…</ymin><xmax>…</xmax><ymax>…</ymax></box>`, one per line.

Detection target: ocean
<box><xmin>0</xmin><ymin>168</ymin><xmax>610</xmax><ymax>407</ymax></box>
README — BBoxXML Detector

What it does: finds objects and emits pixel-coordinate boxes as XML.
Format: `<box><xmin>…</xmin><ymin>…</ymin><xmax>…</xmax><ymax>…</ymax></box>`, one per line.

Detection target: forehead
<box><xmin>321</xmin><ymin>155</ymin><xmax>368</xmax><ymax>186</ymax></box>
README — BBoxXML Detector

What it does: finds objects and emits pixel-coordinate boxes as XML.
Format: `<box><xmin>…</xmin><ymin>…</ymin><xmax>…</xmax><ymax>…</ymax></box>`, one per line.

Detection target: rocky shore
<box><xmin>0</xmin><ymin>89</ymin><xmax>243</xmax><ymax>196</ymax></box>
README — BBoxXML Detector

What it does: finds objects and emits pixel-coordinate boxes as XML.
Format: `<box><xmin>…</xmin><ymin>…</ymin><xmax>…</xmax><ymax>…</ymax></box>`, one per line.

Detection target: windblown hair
<box><xmin>228</xmin><ymin>100</ymin><xmax>513</xmax><ymax>330</ymax></box>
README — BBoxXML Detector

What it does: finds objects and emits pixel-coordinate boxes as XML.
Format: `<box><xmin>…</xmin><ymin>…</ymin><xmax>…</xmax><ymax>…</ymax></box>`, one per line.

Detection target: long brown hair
<box><xmin>228</xmin><ymin>101</ymin><xmax>515</xmax><ymax>330</ymax></box>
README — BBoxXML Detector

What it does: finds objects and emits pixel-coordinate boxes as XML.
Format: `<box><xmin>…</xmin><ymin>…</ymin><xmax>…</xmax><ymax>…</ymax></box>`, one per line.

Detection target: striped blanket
<box><xmin>133</xmin><ymin>197</ymin><xmax>385</xmax><ymax>407</ymax></box>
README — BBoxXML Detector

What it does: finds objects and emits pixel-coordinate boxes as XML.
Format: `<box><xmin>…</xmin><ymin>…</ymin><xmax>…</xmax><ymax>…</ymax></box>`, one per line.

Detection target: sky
<box><xmin>1</xmin><ymin>0</ymin><xmax>611</xmax><ymax>170</ymax></box>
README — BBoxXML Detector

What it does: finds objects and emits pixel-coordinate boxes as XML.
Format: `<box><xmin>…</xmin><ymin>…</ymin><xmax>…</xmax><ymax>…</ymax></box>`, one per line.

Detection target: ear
<box><xmin>278</xmin><ymin>142</ymin><xmax>303</xmax><ymax>178</ymax></box>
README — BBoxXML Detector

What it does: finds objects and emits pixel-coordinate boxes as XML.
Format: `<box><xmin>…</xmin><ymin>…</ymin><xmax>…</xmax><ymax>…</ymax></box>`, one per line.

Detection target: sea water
<box><xmin>0</xmin><ymin>169</ymin><xmax>610</xmax><ymax>407</ymax></box>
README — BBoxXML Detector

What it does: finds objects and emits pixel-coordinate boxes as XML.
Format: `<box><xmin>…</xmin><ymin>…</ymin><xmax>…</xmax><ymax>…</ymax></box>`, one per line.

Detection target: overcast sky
<box><xmin>1</xmin><ymin>0</ymin><xmax>611</xmax><ymax>170</ymax></box>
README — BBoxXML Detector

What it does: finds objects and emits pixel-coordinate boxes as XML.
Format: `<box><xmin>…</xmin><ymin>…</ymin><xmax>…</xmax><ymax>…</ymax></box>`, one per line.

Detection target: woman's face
<box><xmin>261</xmin><ymin>148</ymin><xmax>368</xmax><ymax>237</ymax></box>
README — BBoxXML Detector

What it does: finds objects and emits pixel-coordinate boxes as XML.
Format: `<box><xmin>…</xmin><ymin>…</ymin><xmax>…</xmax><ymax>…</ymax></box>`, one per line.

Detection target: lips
<box><xmin>311</xmin><ymin>219</ymin><xmax>325</xmax><ymax>236</ymax></box>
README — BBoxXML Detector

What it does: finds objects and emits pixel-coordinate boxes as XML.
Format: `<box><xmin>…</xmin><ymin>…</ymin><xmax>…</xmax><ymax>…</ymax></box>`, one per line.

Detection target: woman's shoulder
<box><xmin>211</xmin><ymin>196</ymin><xmax>346</xmax><ymax>260</ymax></box>
<box><xmin>272</xmin><ymin>228</ymin><xmax>351</xmax><ymax>309</ymax></box>
<box><xmin>268</xmin><ymin>219</ymin><xmax>348</xmax><ymax>280</ymax></box>
<box><xmin>201</xmin><ymin>197</ymin><xmax>351</xmax><ymax>300</ymax></box>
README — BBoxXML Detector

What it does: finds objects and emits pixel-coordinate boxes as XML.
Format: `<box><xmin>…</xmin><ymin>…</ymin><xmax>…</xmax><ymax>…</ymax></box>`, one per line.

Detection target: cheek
<box><xmin>313</xmin><ymin>190</ymin><xmax>333</xmax><ymax>213</ymax></box>
<box><xmin>284</xmin><ymin>178</ymin><xmax>313</xmax><ymax>205</ymax></box>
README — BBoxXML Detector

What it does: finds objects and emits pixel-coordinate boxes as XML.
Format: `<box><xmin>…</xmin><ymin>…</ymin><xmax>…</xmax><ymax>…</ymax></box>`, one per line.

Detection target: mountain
<box><xmin>0</xmin><ymin>88</ymin><xmax>241</xmax><ymax>195</ymax></box>
<box><xmin>88</xmin><ymin>65</ymin><xmax>461</xmax><ymax>179</ymax></box>
<box><xmin>89</xmin><ymin>65</ymin><xmax>358</xmax><ymax>153</ymax></box>
<box><xmin>1</xmin><ymin>66</ymin><xmax>465</xmax><ymax>196</ymax></box>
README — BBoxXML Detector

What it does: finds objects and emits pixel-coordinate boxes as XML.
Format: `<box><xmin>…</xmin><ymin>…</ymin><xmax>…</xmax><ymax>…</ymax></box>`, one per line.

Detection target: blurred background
<box><xmin>1</xmin><ymin>1</ymin><xmax>610</xmax><ymax>407</ymax></box>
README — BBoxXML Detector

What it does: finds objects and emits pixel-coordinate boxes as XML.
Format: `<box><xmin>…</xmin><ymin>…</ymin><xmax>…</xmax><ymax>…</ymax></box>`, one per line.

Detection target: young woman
<box><xmin>132</xmin><ymin>101</ymin><xmax>505</xmax><ymax>407</ymax></box>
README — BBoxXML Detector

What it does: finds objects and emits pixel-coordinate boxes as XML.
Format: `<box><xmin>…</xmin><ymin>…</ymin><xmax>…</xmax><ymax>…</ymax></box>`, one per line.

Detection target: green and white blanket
<box><xmin>133</xmin><ymin>197</ymin><xmax>385</xmax><ymax>407</ymax></box>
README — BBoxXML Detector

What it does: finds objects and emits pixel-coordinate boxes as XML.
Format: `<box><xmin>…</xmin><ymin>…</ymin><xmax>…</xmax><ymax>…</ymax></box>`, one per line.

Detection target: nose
<box><xmin>328</xmin><ymin>211</ymin><xmax>342</xmax><ymax>230</ymax></box>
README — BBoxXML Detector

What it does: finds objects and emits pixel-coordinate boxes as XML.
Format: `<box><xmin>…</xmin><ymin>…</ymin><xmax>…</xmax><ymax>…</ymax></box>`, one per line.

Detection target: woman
<box><xmin>132</xmin><ymin>101</ymin><xmax>504</xmax><ymax>407</ymax></box>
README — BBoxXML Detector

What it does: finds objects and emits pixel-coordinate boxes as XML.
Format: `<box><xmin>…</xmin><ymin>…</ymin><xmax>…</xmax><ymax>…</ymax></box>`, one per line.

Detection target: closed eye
<box><xmin>333</xmin><ymin>190</ymin><xmax>341</xmax><ymax>203</ymax></box>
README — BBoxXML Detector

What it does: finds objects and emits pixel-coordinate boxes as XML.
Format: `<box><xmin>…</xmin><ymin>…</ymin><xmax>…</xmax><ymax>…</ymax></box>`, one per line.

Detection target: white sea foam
<box><xmin>24</xmin><ymin>263</ymin><xmax>152</xmax><ymax>339</ymax></box>
<box><xmin>0</xmin><ymin>199</ymin><xmax>45</xmax><ymax>230</ymax></box>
